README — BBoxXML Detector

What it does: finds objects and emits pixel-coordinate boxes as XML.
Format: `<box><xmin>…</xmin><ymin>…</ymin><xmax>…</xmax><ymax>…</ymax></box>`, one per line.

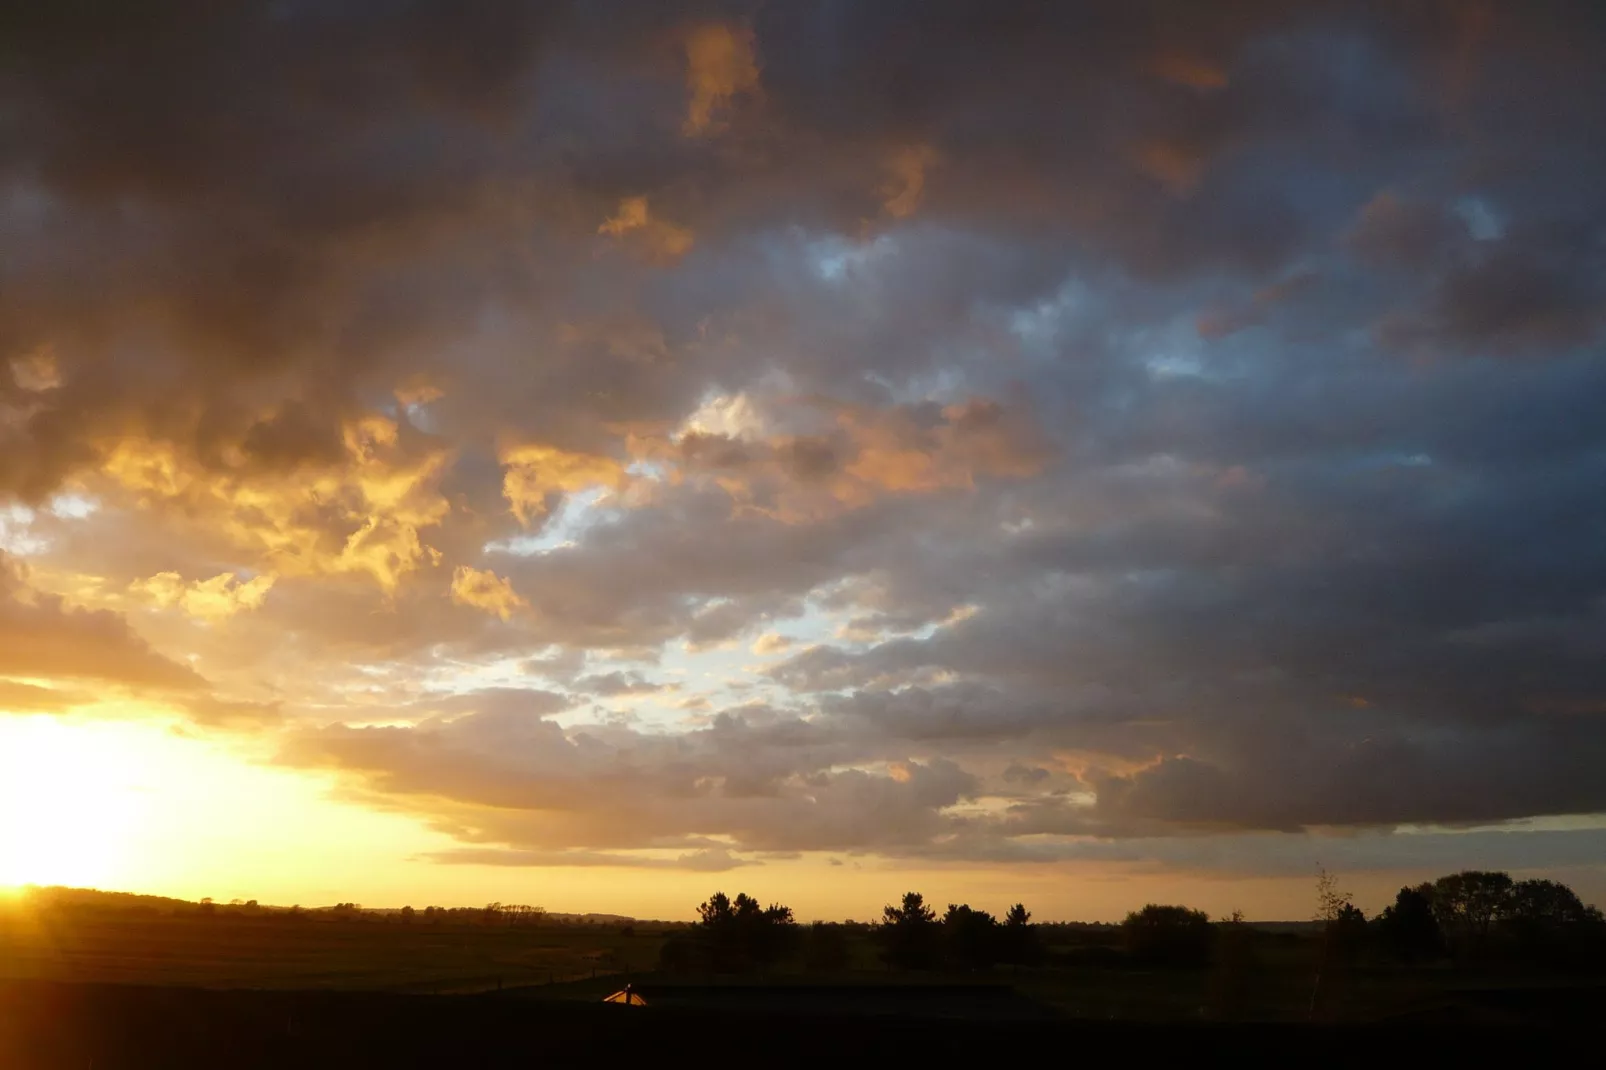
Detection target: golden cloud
<box><xmin>598</xmin><ymin>196</ymin><xmax>695</xmax><ymax>263</ymax></box>
<box><xmin>750</xmin><ymin>632</ymin><xmax>793</xmax><ymax>655</ymax></box>
<box><xmin>1</xmin><ymin>554</ymin><xmax>206</xmax><ymax>692</ymax></box>
<box><xmin>1145</xmin><ymin>52</ymin><xmax>1229</xmax><ymax>91</ymax></box>
<box><xmin>1135</xmin><ymin>141</ymin><xmax>1206</xmax><ymax>196</ymax></box>
<box><xmin>99</xmin><ymin>413</ymin><xmax>451</xmax><ymax>591</ymax></box>
<box><xmin>450</xmin><ymin>565</ymin><xmax>527</xmax><ymax>621</ymax></box>
<box><xmin>0</xmin><ymin>678</ymin><xmax>91</xmax><ymax>714</ymax></box>
<box><xmin>639</xmin><ymin>395</ymin><xmax>1051</xmax><ymax>523</ymax></box>
<box><xmin>130</xmin><ymin>571</ymin><xmax>276</xmax><ymax>622</ymax></box>
<box><xmin>881</xmin><ymin>145</ymin><xmax>938</xmax><ymax>220</ymax></box>
<box><xmin>682</xmin><ymin>22</ymin><xmax>760</xmax><ymax>137</ymax></box>
<box><xmin>499</xmin><ymin>442</ymin><xmax>629</xmax><ymax>525</ymax></box>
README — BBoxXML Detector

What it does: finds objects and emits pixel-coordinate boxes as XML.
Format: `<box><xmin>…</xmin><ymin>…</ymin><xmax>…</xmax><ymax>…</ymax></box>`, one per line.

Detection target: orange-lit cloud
<box><xmin>1146</xmin><ymin>52</ymin><xmax>1229</xmax><ymax>91</ymax></box>
<box><xmin>1135</xmin><ymin>140</ymin><xmax>1206</xmax><ymax>196</ymax></box>
<box><xmin>638</xmin><ymin>395</ymin><xmax>1050</xmax><ymax>523</ymax></box>
<box><xmin>450</xmin><ymin>565</ymin><xmax>527</xmax><ymax>621</ymax></box>
<box><xmin>98</xmin><ymin>413</ymin><xmax>451</xmax><ymax>592</ymax></box>
<box><xmin>682</xmin><ymin>22</ymin><xmax>760</xmax><ymax>136</ymax></box>
<box><xmin>0</xmin><ymin>678</ymin><xmax>90</xmax><ymax>714</ymax></box>
<box><xmin>751</xmin><ymin>632</ymin><xmax>793</xmax><ymax>655</ymax></box>
<box><xmin>882</xmin><ymin>145</ymin><xmax>938</xmax><ymax>219</ymax></box>
<box><xmin>1</xmin><ymin>554</ymin><xmax>205</xmax><ymax>692</ymax></box>
<box><xmin>842</xmin><ymin>399</ymin><xmax>1048</xmax><ymax>495</ymax></box>
<box><xmin>598</xmin><ymin>196</ymin><xmax>695</xmax><ymax>263</ymax></box>
<box><xmin>130</xmin><ymin>571</ymin><xmax>276</xmax><ymax>622</ymax></box>
<box><xmin>500</xmin><ymin>442</ymin><xmax>629</xmax><ymax>525</ymax></box>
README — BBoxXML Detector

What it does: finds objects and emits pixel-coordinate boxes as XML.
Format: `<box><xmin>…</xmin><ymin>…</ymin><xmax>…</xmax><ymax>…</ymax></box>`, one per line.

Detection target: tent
<box><xmin>602</xmin><ymin>984</ymin><xmax>648</xmax><ymax>1006</ymax></box>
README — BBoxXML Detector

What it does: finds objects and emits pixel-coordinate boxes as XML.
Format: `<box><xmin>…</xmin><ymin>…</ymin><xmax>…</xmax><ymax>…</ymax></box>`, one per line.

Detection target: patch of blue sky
<box><xmin>1394</xmin><ymin>814</ymin><xmax>1606</xmax><ymax>836</ymax></box>
<box><xmin>1454</xmin><ymin>196</ymin><xmax>1504</xmax><ymax>242</ymax></box>
<box><xmin>401</xmin><ymin>399</ymin><xmax>439</xmax><ymax>433</ymax></box>
<box><xmin>877</xmin><ymin>364</ymin><xmax>969</xmax><ymax>407</ymax></box>
<box><xmin>1346</xmin><ymin>449</ymin><xmax>1434</xmax><ymax>471</ymax></box>
<box><xmin>1135</xmin><ymin>319</ymin><xmax>1219</xmax><ymax>382</ymax></box>
<box><xmin>1005</xmin><ymin>280</ymin><xmax>1091</xmax><ymax>357</ymax></box>
<box><xmin>804</xmin><ymin>232</ymin><xmax>900</xmax><ymax>283</ymax></box>
<box><xmin>485</xmin><ymin>486</ymin><xmax>613</xmax><ymax>556</ymax></box>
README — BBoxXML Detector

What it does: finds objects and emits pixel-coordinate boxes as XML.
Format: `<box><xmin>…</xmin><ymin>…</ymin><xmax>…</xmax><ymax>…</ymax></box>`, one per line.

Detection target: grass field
<box><xmin>0</xmin><ymin>907</ymin><xmax>663</xmax><ymax>993</ymax></box>
<box><xmin>4</xmin><ymin>890</ymin><xmax>1602</xmax><ymax>1025</ymax></box>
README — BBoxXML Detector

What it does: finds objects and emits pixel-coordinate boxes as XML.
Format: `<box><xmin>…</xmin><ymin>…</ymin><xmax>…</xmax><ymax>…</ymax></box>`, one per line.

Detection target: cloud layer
<box><xmin>3</xmin><ymin>1</ymin><xmax>1606</xmax><ymax>879</ymax></box>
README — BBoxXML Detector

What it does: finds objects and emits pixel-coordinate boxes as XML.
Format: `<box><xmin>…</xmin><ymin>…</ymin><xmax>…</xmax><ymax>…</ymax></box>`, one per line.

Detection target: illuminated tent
<box><xmin>602</xmin><ymin>984</ymin><xmax>648</xmax><ymax>1006</ymax></box>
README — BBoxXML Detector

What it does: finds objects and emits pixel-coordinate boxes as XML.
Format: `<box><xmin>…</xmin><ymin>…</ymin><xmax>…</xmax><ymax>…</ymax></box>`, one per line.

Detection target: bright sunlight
<box><xmin>0</xmin><ymin>715</ymin><xmax>150</xmax><ymax>889</ymax></box>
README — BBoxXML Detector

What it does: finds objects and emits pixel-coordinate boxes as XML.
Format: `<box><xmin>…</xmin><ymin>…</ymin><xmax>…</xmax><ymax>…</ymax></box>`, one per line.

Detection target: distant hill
<box><xmin>9</xmin><ymin>886</ymin><xmax>203</xmax><ymax>913</ymax></box>
<box><xmin>4</xmin><ymin>886</ymin><xmax>647</xmax><ymax>925</ymax></box>
<box><xmin>1244</xmin><ymin>921</ymin><xmax>1324</xmax><ymax>934</ymax></box>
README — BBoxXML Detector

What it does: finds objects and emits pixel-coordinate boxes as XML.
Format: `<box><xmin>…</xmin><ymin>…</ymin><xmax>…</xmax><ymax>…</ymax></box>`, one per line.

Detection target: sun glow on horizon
<box><xmin>0</xmin><ymin>713</ymin><xmax>468</xmax><ymax>904</ymax></box>
<box><xmin>0</xmin><ymin>715</ymin><xmax>151</xmax><ymax>889</ymax></box>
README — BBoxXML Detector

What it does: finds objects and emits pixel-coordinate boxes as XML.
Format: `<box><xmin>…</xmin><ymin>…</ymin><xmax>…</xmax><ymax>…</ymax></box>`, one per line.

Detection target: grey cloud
<box><xmin>1346</xmin><ymin>192</ymin><xmax>1469</xmax><ymax>270</ymax></box>
<box><xmin>1002</xmin><ymin>763</ymin><xmax>1051</xmax><ymax>785</ymax></box>
<box><xmin>280</xmin><ymin>704</ymin><xmax>980</xmax><ymax>856</ymax></box>
<box><xmin>572</xmin><ymin>672</ymin><xmax>675</xmax><ymax>697</ymax></box>
<box><xmin>422</xmin><ymin>846</ymin><xmax>756</xmax><ymax>872</ymax></box>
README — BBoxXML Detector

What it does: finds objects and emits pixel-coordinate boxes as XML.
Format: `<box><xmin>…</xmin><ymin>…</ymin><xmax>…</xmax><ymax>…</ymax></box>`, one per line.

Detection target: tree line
<box><xmin>660</xmin><ymin>890</ymin><xmax>1046</xmax><ymax>974</ymax></box>
<box><xmin>660</xmin><ymin>869</ymin><xmax>1606</xmax><ymax>976</ymax></box>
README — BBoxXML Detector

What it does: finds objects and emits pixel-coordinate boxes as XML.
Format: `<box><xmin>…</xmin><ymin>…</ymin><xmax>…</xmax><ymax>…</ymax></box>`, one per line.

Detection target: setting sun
<box><xmin>0</xmin><ymin>716</ymin><xmax>149</xmax><ymax>889</ymax></box>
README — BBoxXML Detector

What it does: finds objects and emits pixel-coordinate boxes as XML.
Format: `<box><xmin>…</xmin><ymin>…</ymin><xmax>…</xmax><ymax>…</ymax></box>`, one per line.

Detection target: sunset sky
<box><xmin>2</xmin><ymin>2</ymin><xmax>1605</xmax><ymax>922</ymax></box>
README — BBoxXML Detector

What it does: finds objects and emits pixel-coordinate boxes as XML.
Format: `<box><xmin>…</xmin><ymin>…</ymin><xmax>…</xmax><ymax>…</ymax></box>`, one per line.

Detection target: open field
<box><xmin>3</xmin><ymin>892</ymin><xmax>1603</xmax><ymax>1067</ymax></box>
<box><xmin>0</xmin><ymin>905</ymin><xmax>662</xmax><ymax>993</ymax></box>
<box><xmin>0</xmin><ymin>979</ymin><xmax>1587</xmax><ymax>1070</ymax></box>
<box><xmin>4</xmin><ymin>893</ymin><xmax>1602</xmax><ymax>1026</ymax></box>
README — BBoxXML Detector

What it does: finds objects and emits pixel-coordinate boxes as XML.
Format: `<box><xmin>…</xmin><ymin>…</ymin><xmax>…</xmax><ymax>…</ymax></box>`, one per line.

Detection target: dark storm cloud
<box><xmin>6</xmin><ymin>2</ymin><xmax>1606</xmax><ymax>868</ymax></box>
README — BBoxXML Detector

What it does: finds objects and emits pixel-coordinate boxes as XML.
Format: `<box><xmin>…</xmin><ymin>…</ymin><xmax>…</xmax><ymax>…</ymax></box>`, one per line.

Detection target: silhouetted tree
<box><xmin>1331</xmin><ymin>903</ymin><xmax>1369</xmax><ymax>954</ymax></box>
<box><xmin>1001</xmin><ymin>903</ymin><xmax>1044</xmax><ymax>967</ymax></box>
<box><xmin>1431</xmin><ymin>871</ymin><xmax>1514</xmax><ymax>958</ymax></box>
<box><xmin>1309</xmin><ymin>867</ymin><xmax>1363</xmax><ymax>1019</ymax></box>
<box><xmin>1122</xmin><ymin>904</ymin><xmax>1213</xmax><ymax>967</ymax></box>
<box><xmin>658</xmin><ymin>933</ymin><xmax>696</xmax><ymax>974</ymax></box>
<box><xmin>804</xmin><ymin>921</ymin><xmax>851</xmax><ymax>973</ymax></box>
<box><xmin>1313</xmin><ymin>867</ymin><xmax>1352</xmax><ymax>926</ymax></box>
<box><xmin>751</xmin><ymin>901</ymin><xmax>799</xmax><ymax>969</ymax></box>
<box><xmin>693</xmin><ymin>891</ymin><xmax>798</xmax><ymax>973</ymax></box>
<box><xmin>1375</xmin><ymin>884</ymin><xmax>1441</xmax><ymax>962</ymax></box>
<box><xmin>1208</xmin><ymin>910</ymin><xmax>1256</xmax><ymax>1020</ymax></box>
<box><xmin>942</xmin><ymin>904</ymin><xmax>1000</xmax><ymax>972</ymax></box>
<box><xmin>879</xmin><ymin>892</ymin><xmax>941</xmax><ymax>970</ymax></box>
<box><xmin>1503</xmin><ymin>878</ymin><xmax>1606</xmax><ymax>970</ymax></box>
<box><xmin>1507</xmin><ymin>878</ymin><xmax>1589</xmax><ymax>930</ymax></box>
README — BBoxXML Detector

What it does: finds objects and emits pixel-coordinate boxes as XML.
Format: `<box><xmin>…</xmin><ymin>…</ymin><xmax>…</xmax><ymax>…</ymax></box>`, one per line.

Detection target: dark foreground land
<box><xmin>4</xmin><ymin>889</ymin><xmax>1603</xmax><ymax>1065</ymax></box>
<box><xmin>0</xmin><ymin>979</ymin><xmax>1585</xmax><ymax>1069</ymax></box>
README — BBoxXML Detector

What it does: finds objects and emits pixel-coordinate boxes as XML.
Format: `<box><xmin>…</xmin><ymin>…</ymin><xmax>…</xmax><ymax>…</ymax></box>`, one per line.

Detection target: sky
<box><xmin>2</xmin><ymin>1</ymin><xmax>1605</xmax><ymax>922</ymax></box>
